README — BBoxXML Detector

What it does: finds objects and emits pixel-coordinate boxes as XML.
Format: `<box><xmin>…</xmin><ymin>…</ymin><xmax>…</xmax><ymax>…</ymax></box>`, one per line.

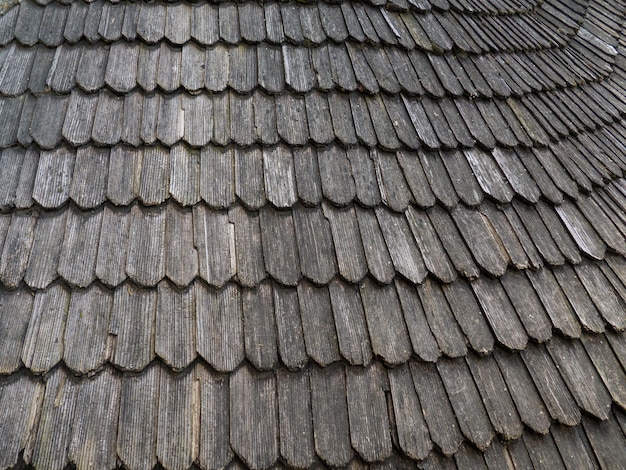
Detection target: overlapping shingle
<box><xmin>3</xmin><ymin>0</ymin><xmax>626</xmax><ymax>468</ymax></box>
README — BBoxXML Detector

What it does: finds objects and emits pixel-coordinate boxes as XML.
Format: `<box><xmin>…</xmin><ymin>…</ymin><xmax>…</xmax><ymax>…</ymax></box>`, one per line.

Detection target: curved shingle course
<box><xmin>2</xmin><ymin>0</ymin><xmax>626</xmax><ymax>468</ymax></box>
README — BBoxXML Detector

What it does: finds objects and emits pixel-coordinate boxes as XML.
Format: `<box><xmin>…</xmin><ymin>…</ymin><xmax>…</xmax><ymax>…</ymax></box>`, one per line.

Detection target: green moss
<box><xmin>0</xmin><ymin>0</ymin><xmax>18</xmax><ymax>16</ymax></box>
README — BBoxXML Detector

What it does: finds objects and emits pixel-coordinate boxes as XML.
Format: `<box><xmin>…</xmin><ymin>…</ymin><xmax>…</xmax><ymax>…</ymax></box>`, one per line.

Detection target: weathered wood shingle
<box><xmin>1</xmin><ymin>0</ymin><xmax>626</xmax><ymax>468</ymax></box>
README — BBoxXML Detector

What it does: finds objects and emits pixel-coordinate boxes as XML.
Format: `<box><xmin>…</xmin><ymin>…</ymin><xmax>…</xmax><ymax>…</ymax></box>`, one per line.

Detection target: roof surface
<box><xmin>1</xmin><ymin>0</ymin><xmax>626</xmax><ymax>468</ymax></box>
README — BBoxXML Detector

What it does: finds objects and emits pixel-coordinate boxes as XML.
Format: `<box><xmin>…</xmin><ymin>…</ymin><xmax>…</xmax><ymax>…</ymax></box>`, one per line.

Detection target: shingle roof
<box><xmin>2</xmin><ymin>0</ymin><xmax>626</xmax><ymax>468</ymax></box>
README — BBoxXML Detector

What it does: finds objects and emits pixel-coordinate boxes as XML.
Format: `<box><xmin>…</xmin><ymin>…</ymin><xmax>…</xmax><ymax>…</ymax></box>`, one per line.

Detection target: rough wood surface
<box><xmin>195</xmin><ymin>282</ymin><xmax>244</xmax><ymax>372</ymax></box>
<box><xmin>69</xmin><ymin>368</ymin><xmax>121</xmax><ymax>470</ymax></box>
<box><xmin>63</xmin><ymin>285</ymin><xmax>112</xmax><ymax>374</ymax></box>
<box><xmin>437</xmin><ymin>358</ymin><xmax>494</xmax><ymax>450</ymax></box>
<box><xmin>243</xmin><ymin>281</ymin><xmax>278</xmax><ymax>371</ymax></box>
<box><xmin>117</xmin><ymin>365</ymin><xmax>159</xmax><ymax>470</ymax></box>
<box><xmin>360</xmin><ymin>278</ymin><xmax>412</xmax><ymax>365</ymax></box>
<box><xmin>346</xmin><ymin>363</ymin><xmax>393</xmax><ymax>462</ymax></box>
<box><xmin>298</xmin><ymin>281</ymin><xmax>341</xmax><ymax>366</ymax></box>
<box><xmin>230</xmin><ymin>364</ymin><xmax>279</xmax><ymax>469</ymax></box>
<box><xmin>328</xmin><ymin>279</ymin><xmax>372</xmax><ymax>366</ymax></box>
<box><xmin>0</xmin><ymin>372</ymin><xmax>42</xmax><ymax>469</ymax></box>
<box><xmin>22</xmin><ymin>284</ymin><xmax>70</xmax><ymax>373</ymax></box>
<box><xmin>277</xmin><ymin>368</ymin><xmax>316</xmax><ymax>468</ymax></box>
<box><xmin>388</xmin><ymin>364</ymin><xmax>432</xmax><ymax>461</ymax></box>
<box><xmin>157</xmin><ymin>368</ymin><xmax>198</xmax><ymax>470</ymax></box>
<box><xmin>197</xmin><ymin>364</ymin><xmax>232</xmax><ymax>469</ymax></box>
<box><xmin>273</xmin><ymin>285</ymin><xmax>308</xmax><ymax>371</ymax></box>
<box><xmin>410</xmin><ymin>361</ymin><xmax>463</xmax><ymax>456</ymax></box>
<box><xmin>155</xmin><ymin>282</ymin><xmax>196</xmax><ymax>371</ymax></box>
<box><xmin>3</xmin><ymin>0</ymin><xmax>626</xmax><ymax>468</ymax></box>
<box><xmin>29</xmin><ymin>368</ymin><xmax>74</xmax><ymax>469</ymax></box>
<box><xmin>310</xmin><ymin>364</ymin><xmax>354</xmax><ymax>466</ymax></box>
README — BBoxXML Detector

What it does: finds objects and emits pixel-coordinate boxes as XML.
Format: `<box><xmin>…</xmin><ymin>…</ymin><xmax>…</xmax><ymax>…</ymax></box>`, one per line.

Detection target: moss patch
<box><xmin>0</xmin><ymin>0</ymin><xmax>19</xmax><ymax>16</ymax></box>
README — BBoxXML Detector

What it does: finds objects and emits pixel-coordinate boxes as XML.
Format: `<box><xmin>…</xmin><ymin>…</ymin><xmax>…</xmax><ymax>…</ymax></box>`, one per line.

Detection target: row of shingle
<box><xmin>2</xmin><ymin>81</ymin><xmax>625</xmax><ymax>151</ymax></box>
<box><xmin>0</xmin><ymin>0</ymin><xmax>574</xmax><ymax>53</ymax></box>
<box><xmin>2</xmin><ymin>252</ymin><xmax>626</xmax><ymax>376</ymax></box>
<box><xmin>20</xmin><ymin>0</ymin><xmax>544</xmax><ymax>16</ymax></box>
<box><xmin>2</xmin><ymin>334</ymin><xmax>626</xmax><ymax>470</ymax></box>
<box><xmin>2</xmin><ymin>178</ymin><xmax>626</xmax><ymax>289</ymax></box>
<box><xmin>0</xmin><ymin>37</ymin><xmax>615</xmax><ymax>100</ymax></box>
<box><xmin>1</xmin><ymin>130</ymin><xmax>625</xmax><ymax>213</ymax></box>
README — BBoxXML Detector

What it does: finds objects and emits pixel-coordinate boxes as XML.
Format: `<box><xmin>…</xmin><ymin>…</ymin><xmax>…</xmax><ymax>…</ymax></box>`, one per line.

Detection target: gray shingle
<box><xmin>193</xmin><ymin>206</ymin><xmax>235</xmax><ymax>287</ymax></box>
<box><xmin>63</xmin><ymin>284</ymin><xmax>112</xmax><ymax>374</ymax></box>
<box><xmin>157</xmin><ymin>368</ymin><xmax>197</xmax><ymax>469</ymax></box>
<box><xmin>376</xmin><ymin>208</ymin><xmax>427</xmax><ymax>284</ymax></box>
<box><xmin>374</xmin><ymin>149</ymin><xmax>411</xmax><ymax>211</ymax></box>
<box><xmin>0</xmin><ymin>44</ymin><xmax>36</xmax><ymax>96</ymax></box>
<box><xmin>58</xmin><ymin>207</ymin><xmax>102</xmax><ymax>288</ymax></box>
<box><xmin>0</xmin><ymin>288</ymin><xmax>33</xmax><ymax>374</ymax></box>
<box><xmin>548</xmin><ymin>336</ymin><xmax>612</xmax><ymax>420</ymax></box>
<box><xmin>70</xmin><ymin>147</ymin><xmax>108</xmax><ymax>209</ymax></box>
<box><xmin>310</xmin><ymin>364</ymin><xmax>354</xmax><ymax>466</ymax></box>
<box><xmin>30</xmin><ymin>94</ymin><xmax>69</xmax><ymax>149</ymax></box>
<box><xmin>191</xmin><ymin>3</ymin><xmax>219</xmax><ymax>45</ymax></box>
<box><xmin>22</xmin><ymin>284</ymin><xmax>70</xmax><ymax>373</ymax></box>
<box><xmin>105</xmin><ymin>42</ymin><xmax>139</xmax><ymax>93</ymax></box>
<box><xmin>230</xmin><ymin>93</ymin><xmax>255</xmax><ymax>146</ymax></box>
<box><xmin>180</xmin><ymin>43</ymin><xmax>205</xmax><ymax>92</ymax></box>
<box><xmin>387</xmin><ymin>364</ymin><xmax>432</xmax><ymax>460</ymax></box>
<box><xmin>467</xmin><ymin>354</ymin><xmax>523</xmax><ymax>440</ymax></box>
<box><xmin>31</xmin><ymin>367</ymin><xmax>77</xmax><ymax>470</ymax></box>
<box><xmin>437</xmin><ymin>357</ymin><xmax>494</xmax><ymax>450</ymax></box>
<box><xmin>276</xmin><ymin>94</ymin><xmax>309</xmax><ymax>146</ymax></box>
<box><xmin>98</xmin><ymin>2</ymin><xmax>124</xmax><ymax>42</ymax></box>
<box><xmin>527</xmin><ymin>267</ymin><xmax>581</xmax><ymax>338</ymax></box>
<box><xmin>239</xmin><ymin>2</ymin><xmax>266</xmax><ymax>42</ymax></box>
<box><xmin>442</xmin><ymin>278</ymin><xmax>495</xmax><ymax>355</ymax></box>
<box><xmin>260</xmin><ymin>207</ymin><xmax>300</xmax><ymax>286</ymax></box>
<box><xmin>195</xmin><ymin>282</ymin><xmax>244</xmax><ymax>372</ymax></box>
<box><xmin>117</xmin><ymin>364</ymin><xmax>158</xmax><ymax>470</ymax></box>
<box><xmin>230</xmin><ymin>364</ymin><xmax>279</xmax><ymax>469</ymax></box>
<box><xmin>298</xmin><ymin>281</ymin><xmax>341</xmax><ymax>366</ymax></box>
<box><xmin>0</xmin><ymin>212</ymin><xmax>36</xmax><ymax>288</ymax></box>
<box><xmin>155</xmin><ymin>281</ymin><xmax>196</xmax><ymax>371</ymax></box>
<box><xmin>126</xmin><ymin>205</ymin><xmax>166</xmax><ymax>286</ymax></box>
<box><xmin>360</xmin><ymin>279</ymin><xmax>412</xmax><ymax>365</ymax></box>
<box><xmin>229</xmin><ymin>45</ymin><xmax>257</xmax><ymax>93</ymax></box>
<box><xmin>169</xmin><ymin>144</ymin><xmax>200</xmax><ymax>207</ymax></box>
<box><xmin>293</xmin><ymin>206</ymin><xmax>337</xmax><ymax>285</ymax></box>
<box><xmin>75</xmin><ymin>44</ymin><xmax>107</xmax><ymax>93</ymax></box>
<box><xmin>137</xmin><ymin>2</ymin><xmax>166</xmax><ymax>43</ymax></box>
<box><xmin>395</xmin><ymin>280</ymin><xmax>440</xmax><ymax>362</ymax></box>
<box><xmin>228</xmin><ymin>206</ymin><xmax>265</xmax><ymax>288</ymax></box>
<box><xmin>165</xmin><ymin>3</ymin><xmax>191</xmax><ymax>45</ymax></box>
<box><xmin>0</xmin><ymin>148</ymin><xmax>24</xmax><ymax>209</ymax></box>
<box><xmin>318</xmin><ymin>144</ymin><xmax>356</xmax><ymax>206</ymax></box>
<box><xmin>92</xmin><ymin>90</ymin><xmax>124</xmax><ymax>146</ymax></box>
<box><xmin>273</xmin><ymin>285</ymin><xmax>308</xmax><ymax>370</ymax></box>
<box><xmin>277</xmin><ymin>368</ymin><xmax>316</xmax><ymax>468</ymax></box>
<box><xmin>165</xmin><ymin>204</ymin><xmax>198</xmax><ymax>288</ymax></box>
<box><xmin>346</xmin><ymin>363</ymin><xmax>393</xmax><ymax>462</ymax></box>
<box><xmin>138</xmin><ymin>146</ymin><xmax>169</xmax><ymax>205</ymax></box>
<box><xmin>263</xmin><ymin>145</ymin><xmax>297</xmax><ymax>208</ymax></box>
<box><xmin>111</xmin><ymin>283</ymin><xmax>156</xmax><ymax>372</ymax></box>
<box><xmin>63</xmin><ymin>91</ymin><xmax>98</xmax><ymax>147</ymax></box>
<box><xmin>24</xmin><ymin>209</ymin><xmax>66</xmax><ymax>289</ymax></box>
<box><xmin>328</xmin><ymin>279</ymin><xmax>372</xmax><ymax>366</ymax></box>
<box><xmin>356</xmin><ymin>206</ymin><xmax>394</xmax><ymax>284</ymax></box>
<box><xmin>15</xmin><ymin>0</ymin><xmax>43</xmax><ymax>46</ymax></box>
<box><xmin>195</xmin><ymin>365</ymin><xmax>231</xmax><ymax>470</ymax></box>
<box><xmin>522</xmin><ymin>343</ymin><xmax>581</xmax><ymax>426</ymax></box>
<box><xmin>410</xmin><ymin>361</ymin><xmax>463</xmax><ymax>456</ymax></box>
<box><xmin>418</xmin><ymin>278</ymin><xmax>467</xmax><ymax>358</ymax></box>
